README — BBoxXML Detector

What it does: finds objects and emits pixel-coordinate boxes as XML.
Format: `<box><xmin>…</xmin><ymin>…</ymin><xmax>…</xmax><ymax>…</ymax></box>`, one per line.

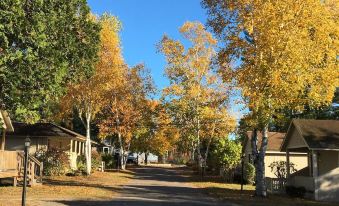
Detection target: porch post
<box><xmin>77</xmin><ymin>141</ymin><xmax>80</xmax><ymax>155</ymax></box>
<box><xmin>75</xmin><ymin>141</ymin><xmax>78</xmax><ymax>154</ymax></box>
<box><xmin>286</xmin><ymin>149</ymin><xmax>290</xmax><ymax>178</ymax></box>
<box><xmin>70</xmin><ymin>140</ymin><xmax>73</xmax><ymax>153</ymax></box>
<box><xmin>78</xmin><ymin>142</ymin><xmax>82</xmax><ymax>155</ymax></box>
<box><xmin>311</xmin><ymin>150</ymin><xmax>318</xmax><ymax>177</ymax></box>
<box><xmin>311</xmin><ymin>150</ymin><xmax>318</xmax><ymax>200</ymax></box>
<box><xmin>1</xmin><ymin>130</ymin><xmax>5</xmax><ymax>151</ymax></box>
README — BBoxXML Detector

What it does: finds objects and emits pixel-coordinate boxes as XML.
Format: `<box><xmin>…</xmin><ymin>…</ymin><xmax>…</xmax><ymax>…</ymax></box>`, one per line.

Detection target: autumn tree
<box><xmin>203</xmin><ymin>0</ymin><xmax>338</xmax><ymax>196</ymax></box>
<box><xmin>0</xmin><ymin>0</ymin><xmax>100</xmax><ymax>123</ymax></box>
<box><xmin>131</xmin><ymin>100</ymin><xmax>179</xmax><ymax>163</ymax></box>
<box><xmin>159</xmin><ymin>21</ymin><xmax>235</xmax><ymax>169</ymax></box>
<box><xmin>59</xmin><ymin>14</ymin><xmax>124</xmax><ymax>175</ymax></box>
<box><xmin>99</xmin><ymin>64</ymin><xmax>155</xmax><ymax>170</ymax></box>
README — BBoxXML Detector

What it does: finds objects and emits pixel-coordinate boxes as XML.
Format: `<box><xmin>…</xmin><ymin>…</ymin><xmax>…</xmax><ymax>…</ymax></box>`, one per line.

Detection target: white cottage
<box><xmin>281</xmin><ymin>119</ymin><xmax>339</xmax><ymax>202</ymax></box>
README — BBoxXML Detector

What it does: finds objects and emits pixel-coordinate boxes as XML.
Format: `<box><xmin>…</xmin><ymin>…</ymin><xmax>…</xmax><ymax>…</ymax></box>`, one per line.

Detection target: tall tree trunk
<box><xmin>189</xmin><ymin>141</ymin><xmax>196</xmax><ymax>163</ymax></box>
<box><xmin>203</xmin><ymin>137</ymin><xmax>212</xmax><ymax>175</ymax></box>
<box><xmin>256</xmin><ymin>126</ymin><xmax>268</xmax><ymax>197</ymax></box>
<box><xmin>196</xmin><ymin>116</ymin><xmax>203</xmax><ymax>170</ymax></box>
<box><xmin>203</xmin><ymin>122</ymin><xmax>215</xmax><ymax>174</ymax></box>
<box><xmin>123</xmin><ymin>142</ymin><xmax>130</xmax><ymax>168</ymax></box>
<box><xmin>251</xmin><ymin>127</ymin><xmax>268</xmax><ymax>197</ymax></box>
<box><xmin>85</xmin><ymin>112</ymin><xmax>92</xmax><ymax>175</ymax></box>
<box><xmin>145</xmin><ymin>152</ymin><xmax>148</xmax><ymax>165</ymax></box>
<box><xmin>118</xmin><ymin>132</ymin><xmax>125</xmax><ymax>170</ymax></box>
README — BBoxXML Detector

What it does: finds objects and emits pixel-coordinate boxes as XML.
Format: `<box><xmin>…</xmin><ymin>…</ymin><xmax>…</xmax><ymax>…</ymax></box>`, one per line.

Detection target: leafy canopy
<box><xmin>0</xmin><ymin>0</ymin><xmax>100</xmax><ymax>123</ymax></box>
<box><xmin>203</xmin><ymin>0</ymin><xmax>339</xmax><ymax>127</ymax></box>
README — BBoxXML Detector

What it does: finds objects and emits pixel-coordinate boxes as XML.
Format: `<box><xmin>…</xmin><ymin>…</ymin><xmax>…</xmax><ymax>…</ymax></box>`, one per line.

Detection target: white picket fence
<box><xmin>266</xmin><ymin>177</ymin><xmax>286</xmax><ymax>194</ymax></box>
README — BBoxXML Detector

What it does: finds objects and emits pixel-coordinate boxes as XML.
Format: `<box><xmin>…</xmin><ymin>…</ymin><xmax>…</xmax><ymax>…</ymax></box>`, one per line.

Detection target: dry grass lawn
<box><xmin>0</xmin><ymin>170</ymin><xmax>133</xmax><ymax>206</ymax></box>
<box><xmin>191</xmin><ymin>175</ymin><xmax>338</xmax><ymax>206</ymax></box>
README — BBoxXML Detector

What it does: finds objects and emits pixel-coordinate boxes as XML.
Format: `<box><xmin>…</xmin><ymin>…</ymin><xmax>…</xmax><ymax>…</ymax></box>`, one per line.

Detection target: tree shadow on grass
<box><xmin>52</xmin><ymin>185</ymin><xmax>233</xmax><ymax>206</ymax></box>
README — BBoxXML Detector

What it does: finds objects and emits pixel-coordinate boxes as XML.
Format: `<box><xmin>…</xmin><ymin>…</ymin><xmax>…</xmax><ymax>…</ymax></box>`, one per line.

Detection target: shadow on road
<box><xmin>51</xmin><ymin>166</ymin><xmax>234</xmax><ymax>206</ymax></box>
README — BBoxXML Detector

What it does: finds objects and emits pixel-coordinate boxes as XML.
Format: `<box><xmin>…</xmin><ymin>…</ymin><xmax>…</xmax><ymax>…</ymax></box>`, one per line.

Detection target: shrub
<box><xmin>211</xmin><ymin>138</ymin><xmax>242</xmax><ymax>175</ymax></box>
<box><xmin>101</xmin><ymin>153</ymin><xmax>116</xmax><ymax>169</ymax></box>
<box><xmin>91</xmin><ymin>151</ymin><xmax>102</xmax><ymax>170</ymax></box>
<box><xmin>269</xmin><ymin>160</ymin><xmax>297</xmax><ymax>179</ymax></box>
<box><xmin>286</xmin><ymin>186</ymin><xmax>306</xmax><ymax>198</ymax></box>
<box><xmin>76</xmin><ymin>155</ymin><xmax>86</xmax><ymax>173</ymax></box>
<box><xmin>244</xmin><ymin>162</ymin><xmax>255</xmax><ymax>184</ymax></box>
<box><xmin>76</xmin><ymin>151</ymin><xmax>102</xmax><ymax>173</ymax></box>
<box><xmin>35</xmin><ymin>148</ymin><xmax>70</xmax><ymax>176</ymax></box>
<box><xmin>172</xmin><ymin>156</ymin><xmax>188</xmax><ymax>165</ymax></box>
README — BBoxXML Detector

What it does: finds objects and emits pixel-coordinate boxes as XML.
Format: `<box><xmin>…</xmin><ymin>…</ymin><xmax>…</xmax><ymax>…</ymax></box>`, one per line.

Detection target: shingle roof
<box><xmin>7</xmin><ymin>122</ymin><xmax>99</xmax><ymax>145</ymax></box>
<box><xmin>291</xmin><ymin>119</ymin><xmax>339</xmax><ymax>150</ymax></box>
<box><xmin>245</xmin><ymin>131</ymin><xmax>286</xmax><ymax>151</ymax></box>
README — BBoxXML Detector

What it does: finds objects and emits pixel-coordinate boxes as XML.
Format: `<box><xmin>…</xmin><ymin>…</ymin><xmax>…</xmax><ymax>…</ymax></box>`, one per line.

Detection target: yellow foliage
<box><xmin>159</xmin><ymin>21</ymin><xmax>236</xmax><ymax>151</ymax></box>
<box><xmin>59</xmin><ymin>14</ymin><xmax>125</xmax><ymax>125</ymax></box>
<box><xmin>205</xmin><ymin>0</ymin><xmax>339</xmax><ymax>127</ymax></box>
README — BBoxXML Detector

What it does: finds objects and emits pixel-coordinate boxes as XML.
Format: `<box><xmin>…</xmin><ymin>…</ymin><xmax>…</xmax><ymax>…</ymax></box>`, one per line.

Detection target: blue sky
<box><xmin>88</xmin><ymin>0</ymin><xmax>207</xmax><ymax>90</ymax></box>
<box><xmin>87</xmin><ymin>0</ymin><xmax>246</xmax><ymax>120</ymax></box>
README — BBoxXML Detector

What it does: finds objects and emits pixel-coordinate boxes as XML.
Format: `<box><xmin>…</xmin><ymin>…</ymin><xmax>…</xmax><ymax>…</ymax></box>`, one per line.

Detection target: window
<box><xmin>103</xmin><ymin>147</ymin><xmax>109</xmax><ymax>154</ymax></box>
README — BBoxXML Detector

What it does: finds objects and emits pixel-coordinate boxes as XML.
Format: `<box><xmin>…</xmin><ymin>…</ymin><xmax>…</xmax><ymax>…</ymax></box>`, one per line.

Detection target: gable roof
<box><xmin>7</xmin><ymin>122</ymin><xmax>98</xmax><ymax>145</ymax></box>
<box><xmin>244</xmin><ymin>131</ymin><xmax>286</xmax><ymax>151</ymax></box>
<box><xmin>281</xmin><ymin>119</ymin><xmax>339</xmax><ymax>151</ymax></box>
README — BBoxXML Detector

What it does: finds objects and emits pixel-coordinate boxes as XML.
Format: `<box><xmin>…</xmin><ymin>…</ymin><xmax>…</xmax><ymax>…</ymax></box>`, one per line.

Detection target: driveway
<box><xmin>51</xmin><ymin>166</ymin><xmax>238</xmax><ymax>206</ymax></box>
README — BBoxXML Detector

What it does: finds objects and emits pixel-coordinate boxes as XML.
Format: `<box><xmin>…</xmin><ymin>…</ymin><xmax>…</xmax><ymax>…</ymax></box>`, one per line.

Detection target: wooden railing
<box><xmin>0</xmin><ymin>150</ymin><xmax>19</xmax><ymax>179</ymax></box>
<box><xmin>266</xmin><ymin>177</ymin><xmax>286</xmax><ymax>194</ymax></box>
<box><xmin>0</xmin><ymin>150</ymin><xmax>18</xmax><ymax>171</ymax></box>
<box><xmin>18</xmin><ymin>152</ymin><xmax>43</xmax><ymax>185</ymax></box>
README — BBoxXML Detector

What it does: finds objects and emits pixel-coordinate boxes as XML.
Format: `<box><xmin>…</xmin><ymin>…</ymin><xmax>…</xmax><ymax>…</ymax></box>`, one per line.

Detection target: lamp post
<box><xmin>241</xmin><ymin>154</ymin><xmax>245</xmax><ymax>192</ymax></box>
<box><xmin>22</xmin><ymin>137</ymin><xmax>31</xmax><ymax>206</ymax></box>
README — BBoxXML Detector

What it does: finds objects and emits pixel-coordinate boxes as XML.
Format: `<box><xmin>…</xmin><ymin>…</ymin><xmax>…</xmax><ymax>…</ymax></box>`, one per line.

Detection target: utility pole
<box><xmin>22</xmin><ymin>137</ymin><xmax>31</xmax><ymax>206</ymax></box>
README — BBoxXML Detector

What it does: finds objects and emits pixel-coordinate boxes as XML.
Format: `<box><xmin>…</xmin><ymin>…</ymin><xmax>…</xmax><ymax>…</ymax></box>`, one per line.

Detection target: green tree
<box><xmin>212</xmin><ymin>138</ymin><xmax>242</xmax><ymax>171</ymax></box>
<box><xmin>0</xmin><ymin>0</ymin><xmax>100</xmax><ymax>123</ymax></box>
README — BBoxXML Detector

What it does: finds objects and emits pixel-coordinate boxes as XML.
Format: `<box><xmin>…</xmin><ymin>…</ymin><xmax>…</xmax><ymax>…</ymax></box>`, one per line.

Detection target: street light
<box><xmin>22</xmin><ymin>137</ymin><xmax>31</xmax><ymax>206</ymax></box>
<box><xmin>241</xmin><ymin>153</ymin><xmax>245</xmax><ymax>192</ymax></box>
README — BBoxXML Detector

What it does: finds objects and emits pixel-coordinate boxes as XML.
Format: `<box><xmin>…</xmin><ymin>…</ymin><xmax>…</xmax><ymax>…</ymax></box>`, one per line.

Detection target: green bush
<box><xmin>172</xmin><ymin>156</ymin><xmax>188</xmax><ymax>165</ymax></box>
<box><xmin>76</xmin><ymin>155</ymin><xmax>86</xmax><ymax>173</ymax></box>
<box><xmin>91</xmin><ymin>151</ymin><xmax>102</xmax><ymax>170</ymax></box>
<box><xmin>76</xmin><ymin>151</ymin><xmax>102</xmax><ymax>173</ymax></box>
<box><xmin>286</xmin><ymin>186</ymin><xmax>306</xmax><ymax>198</ymax></box>
<box><xmin>244</xmin><ymin>162</ymin><xmax>255</xmax><ymax>184</ymax></box>
<box><xmin>212</xmin><ymin>138</ymin><xmax>242</xmax><ymax>172</ymax></box>
<box><xmin>35</xmin><ymin>148</ymin><xmax>70</xmax><ymax>176</ymax></box>
<box><xmin>101</xmin><ymin>153</ymin><xmax>116</xmax><ymax>169</ymax></box>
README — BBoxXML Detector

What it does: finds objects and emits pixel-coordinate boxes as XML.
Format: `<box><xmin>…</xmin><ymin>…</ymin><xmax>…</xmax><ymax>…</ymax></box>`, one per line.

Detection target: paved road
<box><xmin>53</xmin><ymin>166</ymin><xmax>237</xmax><ymax>206</ymax></box>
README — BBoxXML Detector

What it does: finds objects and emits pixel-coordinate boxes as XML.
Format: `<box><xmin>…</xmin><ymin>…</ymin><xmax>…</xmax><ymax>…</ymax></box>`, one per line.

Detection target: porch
<box><xmin>281</xmin><ymin>119</ymin><xmax>339</xmax><ymax>202</ymax></box>
<box><xmin>0</xmin><ymin>150</ymin><xmax>43</xmax><ymax>186</ymax></box>
<box><xmin>0</xmin><ymin>150</ymin><xmax>19</xmax><ymax>179</ymax></box>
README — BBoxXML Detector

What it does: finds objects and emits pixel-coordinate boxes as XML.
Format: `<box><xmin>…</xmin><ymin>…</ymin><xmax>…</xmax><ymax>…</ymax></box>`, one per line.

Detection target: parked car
<box><xmin>126</xmin><ymin>154</ymin><xmax>137</xmax><ymax>165</ymax></box>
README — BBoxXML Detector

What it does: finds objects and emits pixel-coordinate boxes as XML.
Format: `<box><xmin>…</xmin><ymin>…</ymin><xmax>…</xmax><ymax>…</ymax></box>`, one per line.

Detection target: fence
<box><xmin>266</xmin><ymin>177</ymin><xmax>286</xmax><ymax>194</ymax></box>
